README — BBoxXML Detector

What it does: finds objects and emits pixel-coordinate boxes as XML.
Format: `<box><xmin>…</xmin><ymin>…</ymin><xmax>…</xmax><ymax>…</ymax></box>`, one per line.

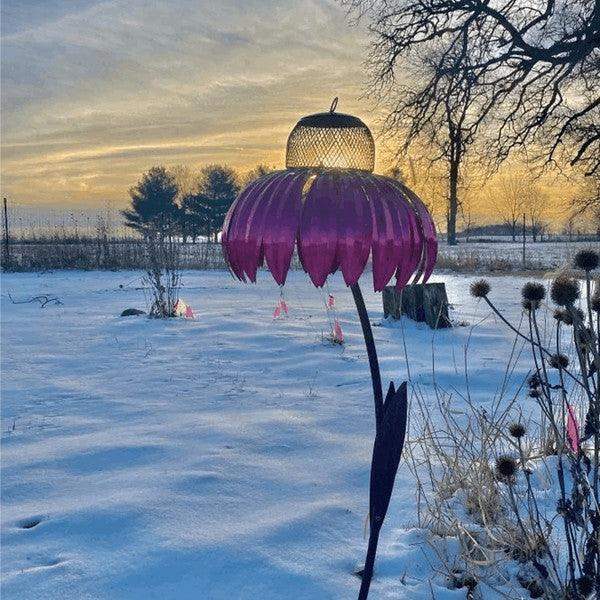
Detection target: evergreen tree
<box><xmin>122</xmin><ymin>166</ymin><xmax>180</xmax><ymax>237</ymax></box>
<box><xmin>198</xmin><ymin>165</ymin><xmax>240</xmax><ymax>241</ymax></box>
<box><xmin>180</xmin><ymin>193</ymin><xmax>210</xmax><ymax>243</ymax></box>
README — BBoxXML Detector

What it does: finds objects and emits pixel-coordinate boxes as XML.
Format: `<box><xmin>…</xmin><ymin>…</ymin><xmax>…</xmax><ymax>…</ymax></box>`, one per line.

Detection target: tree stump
<box><xmin>383</xmin><ymin>283</ymin><xmax>451</xmax><ymax>329</ymax></box>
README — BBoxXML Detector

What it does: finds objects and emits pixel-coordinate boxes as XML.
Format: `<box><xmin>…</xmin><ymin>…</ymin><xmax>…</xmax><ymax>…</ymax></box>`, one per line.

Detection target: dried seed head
<box><xmin>549</xmin><ymin>353</ymin><xmax>569</xmax><ymax>369</ymax></box>
<box><xmin>470</xmin><ymin>279</ymin><xmax>490</xmax><ymax>298</ymax></box>
<box><xmin>521</xmin><ymin>282</ymin><xmax>545</xmax><ymax>302</ymax></box>
<box><xmin>553</xmin><ymin>308</ymin><xmax>572</xmax><ymax>325</ymax></box>
<box><xmin>550</xmin><ymin>276</ymin><xmax>580</xmax><ymax>306</ymax></box>
<box><xmin>495</xmin><ymin>455</ymin><xmax>518</xmax><ymax>479</ymax></box>
<box><xmin>528</xmin><ymin>373</ymin><xmax>542</xmax><ymax>388</ymax></box>
<box><xmin>522</xmin><ymin>299</ymin><xmax>540</xmax><ymax>311</ymax></box>
<box><xmin>528</xmin><ymin>388</ymin><xmax>542</xmax><ymax>398</ymax></box>
<box><xmin>574</xmin><ymin>248</ymin><xmax>599</xmax><ymax>272</ymax></box>
<box><xmin>509</xmin><ymin>423</ymin><xmax>526</xmax><ymax>438</ymax></box>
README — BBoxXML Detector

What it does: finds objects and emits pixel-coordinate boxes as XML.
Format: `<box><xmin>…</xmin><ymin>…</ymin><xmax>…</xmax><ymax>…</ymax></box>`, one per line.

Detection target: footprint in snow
<box><xmin>20</xmin><ymin>557</ymin><xmax>64</xmax><ymax>574</ymax></box>
<box><xmin>18</xmin><ymin>516</ymin><xmax>43</xmax><ymax>530</ymax></box>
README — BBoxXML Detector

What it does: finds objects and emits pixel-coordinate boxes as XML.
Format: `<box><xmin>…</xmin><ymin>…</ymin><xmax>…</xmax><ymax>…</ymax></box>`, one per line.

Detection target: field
<box><xmin>0</xmin><ymin>268</ymin><xmax>544</xmax><ymax>599</ymax></box>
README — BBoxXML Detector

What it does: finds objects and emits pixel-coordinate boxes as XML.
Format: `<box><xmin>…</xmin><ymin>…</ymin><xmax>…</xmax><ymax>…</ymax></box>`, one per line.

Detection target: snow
<box><xmin>1</xmin><ymin>269</ymin><xmax>540</xmax><ymax>599</ymax></box>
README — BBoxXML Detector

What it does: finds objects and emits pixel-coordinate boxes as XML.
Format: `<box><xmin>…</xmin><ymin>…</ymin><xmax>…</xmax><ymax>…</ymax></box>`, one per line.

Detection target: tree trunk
<box><xmin>383</xmin><ymin>283</ymin><xmax>451</xmax><ymax>329</ymax></box>
<box><xmin>531</xmin><ymin>217</ymin><xmax>537</xmax><ymax>242</ymax></box>
<box><xmin>447</xmin><ymin>159</ymin><xmax>459</xmax><ymax>246</ymax></box>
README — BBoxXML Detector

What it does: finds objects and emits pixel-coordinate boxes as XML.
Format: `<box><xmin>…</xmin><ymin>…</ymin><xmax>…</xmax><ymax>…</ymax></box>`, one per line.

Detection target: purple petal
<box><xmin>240</xmin><ymin>171</ymin><xmax>300</xmax><ymax>282</ymax></box>
<box><xmin>298</xmin><ymin>173</ymin><xmax>339</xmax><ymax>287</ymax></box>
<box><xmin>227</xmin><ymin>172</ymin><xmax>289</xmax><ymax>282</ymax></box>
<box><xmin>362</xmin><ymin>175</ymin><xmax>404</xmax><ymax>292</ymax></box>
<box><xmin>374</xmin><ymin>177</ymin><xmax>423</xmax><ymax>289</ymax></box>
<box><xmin>386</xmin><ymin>179</ymin><xmax>437</xmax><ymax>283</ymax></box>
<box><xmin>404</xmin><ymin>188</ymin><xmax>437</xmax><ymax>282</ymax></box>
<box><xmin>262</xmin><ymin>171</ymin><xmax>308</xmax><ymax>285</ymax></box>
<box><xmin>223</xmin><ymin>174</ymin><xmax>277</xmax><ymax>281</ymax></box>
<box><xmin>372</xmin><ymin>176</ymin><xmax>419</xmax><ymax>290</ymax></box>
<box><xmin>335</xmin><ymin>174</ymin><xmax>373</xmax><ymax>286</ymax></box>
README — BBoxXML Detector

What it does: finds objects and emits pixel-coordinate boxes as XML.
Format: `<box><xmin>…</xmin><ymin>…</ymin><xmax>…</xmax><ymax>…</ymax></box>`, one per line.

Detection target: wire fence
<box><xmin>1</xmin><ymin>202</ymin><xmax>598</xmax><ymax>272</ymax></box>
<box><xmin>3</xmin><ymin>203</ymin><xmax>132</xmax><ymax>242</ymax></box>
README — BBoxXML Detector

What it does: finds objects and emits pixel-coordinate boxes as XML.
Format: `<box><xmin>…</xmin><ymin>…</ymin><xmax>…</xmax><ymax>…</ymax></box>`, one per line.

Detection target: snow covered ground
<box><xmin>438</xmin><ymin>240</ymin><xmax>596</xmax><ymax>271</ymax></box>
<box><xmin>1</xmin><ymin>269</ymin><xmax>541</xmax><ymax>599</ymax></box>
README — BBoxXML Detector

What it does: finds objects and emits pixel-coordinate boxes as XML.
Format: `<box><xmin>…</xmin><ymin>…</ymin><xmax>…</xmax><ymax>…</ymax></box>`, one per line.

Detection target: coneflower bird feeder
<box><xmin>222</xmin><ymin>99</ymin><xmax>438</xmax><ymax>599</ymax></box>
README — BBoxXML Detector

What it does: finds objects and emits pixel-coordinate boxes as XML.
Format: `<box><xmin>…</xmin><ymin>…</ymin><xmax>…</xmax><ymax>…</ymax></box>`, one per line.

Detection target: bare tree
<box><xmin>489</xmin><ymin>170</ymin><xmax>532</xmax><ymax>241</ymax></box>
<box><xmin>370</xmin><ymin>41</ymin><xmax>492</xmax><ymax>244</ymax></box>
<box><xmin>122</xmin><ymin>167</ymin><xmax>182</xmax><ymax>317</ymax></box>
<box><xmin>459</xmin><ymin>184</ymin><xmax>479</xmax><ymax>242</ymax></box>
<box><xmin>387</xmin><ymin>156</ymin><xmax>447</xmax><ymax>222</ymax></box>
<box><xmin>344</xmin><ymin>0</ymin><xmax>600</xmax><ymax>175</ymax></box>
<box><xmin>525</xmin><ymin>190</ymin><xmax>547</xmax><ymax>242</ymax></box>
<box><xmin>570</xmin><ymin>172</ymin><xmax>600</xmax><ymax>238</ymax></box>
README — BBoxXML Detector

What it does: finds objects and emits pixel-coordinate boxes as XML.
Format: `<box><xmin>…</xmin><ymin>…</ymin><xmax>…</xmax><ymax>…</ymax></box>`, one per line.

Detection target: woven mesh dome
<box><xmin>285</xmin><ymin>104</ymin><xmax>375</xmax><ymax>172</ymax></box>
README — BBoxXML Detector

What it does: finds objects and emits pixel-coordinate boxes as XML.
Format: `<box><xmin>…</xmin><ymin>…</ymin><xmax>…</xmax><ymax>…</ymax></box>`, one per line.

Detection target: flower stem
<box><xmin>351</xmin><ymin>282</ymin><xmax>384</xmax><ymax>429</ymax></box>
<box><xmin>358</xmin><ymin>526</ymin><xmax>381</xmax><ymax>600</ymax></box>
<box><xmin>350</xmin><ymin>281</ymin><xmax>384</xmax><ymax>600</ymax></box>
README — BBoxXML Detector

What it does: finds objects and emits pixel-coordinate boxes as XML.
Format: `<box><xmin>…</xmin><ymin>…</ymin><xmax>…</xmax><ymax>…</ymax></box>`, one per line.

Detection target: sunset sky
<box><xmin>1</xmin><ymin>0</ymin><xmax>374</xmax><ymax>208</ymax></box>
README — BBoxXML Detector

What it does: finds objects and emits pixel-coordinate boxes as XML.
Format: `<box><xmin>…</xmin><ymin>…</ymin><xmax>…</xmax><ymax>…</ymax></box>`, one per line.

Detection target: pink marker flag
<box><xmin>174</xmin><ymin>299</ymin><xmax>194</xmax><ymax>318</ymax></box>
<box><xmin>333</xmin><ymin>319</ymin><xmax>344</xmax><ymax>343</ymax></box>
<box><xmin>273</xmin><ymin>298</ymin><xmax>288</xmax><ymax>319</ymax></box>
<box><xmin>566</xmin><ymin>402</ymin><xmax>580</xmax><ymax>453</ymax></box>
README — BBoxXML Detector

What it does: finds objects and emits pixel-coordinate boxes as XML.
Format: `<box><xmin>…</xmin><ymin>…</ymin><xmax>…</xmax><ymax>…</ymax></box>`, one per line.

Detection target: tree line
<box><xmin>123</xmin><ymin>161</ymin><xmax>599</xmax><ymax>245</ymax></box>
<box><xmin>122</xmin><ymin>164</ymin><xmax>271</xmax><ymax>242</ymax></box>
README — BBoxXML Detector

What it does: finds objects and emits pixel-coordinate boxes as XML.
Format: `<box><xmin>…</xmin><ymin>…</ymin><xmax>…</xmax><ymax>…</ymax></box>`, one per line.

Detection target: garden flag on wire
<box><xmin>332</xmin><ymin>319</ymin><xmax>344</xmax><ymax>344</ymax></box>
<box><xmin>273</xmin><ymin>297</ymin><xmax>289</xmax><ymax>319</ymax></box>
<box><xmin>173</xmin><ymin>299</ymin><xmax>194</xmax><ymax>319</ymax></box>
<box><xmin>566</xmin><ymin>402</ymin><xmax>580</xmax><ymax>453</ymax></box>
<box><xmin>325</xmin><ymin>292</ymin><xmax>344</xmax><ymax>343</ymax></box>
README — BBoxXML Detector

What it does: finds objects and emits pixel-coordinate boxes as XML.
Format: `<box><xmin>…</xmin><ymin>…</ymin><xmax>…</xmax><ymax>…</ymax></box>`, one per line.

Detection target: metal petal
<box><xmin>224</xmin><ymin>173</ymin><xmax>280</xmax><ymax>281</ymax></box>
<box><xmin>227</xmin><ymin>172</ymin><xmax>290</xmax><ymax>282</ymax></box>
<box><xmin>223</xmin><ymin>178</ymin><xmax>264</xmax><ymax>281</ymax></box>
<box><xmin>393</xmin><ymin>181</ymin><xmax>438</xmax><ymax>283</ymax></box>
<box><xmin>372</xmin><ymin>176</ymin><xmax>419</xmax><ymax>291</ymax></box>
<box><xmin>298</xmin><ymin>173</ymin><xmax>339</xmax><ymax>287</ymax></box>
<box><xmin>374</xmin><ymin>177</ymin><xmax>424</xmax><ymax>289</ymax></box>
<box><xmin>241</xmin><ymin>171</ymin><xmax>301</xmax><ymax>282</ymax></box>
<box><xmin>262</xmin><ymin>171</ymin><xmax>308</xmax><ymax>285</ymax></box>
<box><xmin>361</xmin><ymin>176</ymin><xmax>403</xmax><ymax>292</ymax></box>
<box><xmin>334</xmin><ymin>174</ymin><xmax>373</xmax><ymax>286</ymax></box>
<box><xmin>381</xmin><ymin>179</ymin><xmax>437</xmax><ymax>283</ymax></box>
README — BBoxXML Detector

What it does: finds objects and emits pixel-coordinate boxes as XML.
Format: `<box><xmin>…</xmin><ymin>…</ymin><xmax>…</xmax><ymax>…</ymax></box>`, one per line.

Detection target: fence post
<box><xmin>521</xmin><ymin>213</ymin><xmax>526</xmax><ymax>269</ymax></box>
<box><xmin>3</xmin><ymin>197</ymin><xmax>10</xmax><ymax>269</ymax></box>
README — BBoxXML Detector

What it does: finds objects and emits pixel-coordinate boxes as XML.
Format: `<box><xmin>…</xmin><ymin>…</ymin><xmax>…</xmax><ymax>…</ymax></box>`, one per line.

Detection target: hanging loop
<box><xmin>329</xmin><ymin>97</ymin><xmax>338</xmax><ymax>113</ymax></box>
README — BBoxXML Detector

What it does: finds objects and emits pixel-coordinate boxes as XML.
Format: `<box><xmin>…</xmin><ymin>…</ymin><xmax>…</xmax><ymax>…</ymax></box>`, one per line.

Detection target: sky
<box><xmin>1</xmin><ymin>0</ymin><xmax>374</xmax><ymax>208</ymax></box>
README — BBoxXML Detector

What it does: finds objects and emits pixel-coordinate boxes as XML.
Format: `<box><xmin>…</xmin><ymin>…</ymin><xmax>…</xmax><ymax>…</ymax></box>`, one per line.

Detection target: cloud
<box><xmin>1</xmin><ymin>0</ymin><xmax>373</xmax><ymax>206</ymax></box>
